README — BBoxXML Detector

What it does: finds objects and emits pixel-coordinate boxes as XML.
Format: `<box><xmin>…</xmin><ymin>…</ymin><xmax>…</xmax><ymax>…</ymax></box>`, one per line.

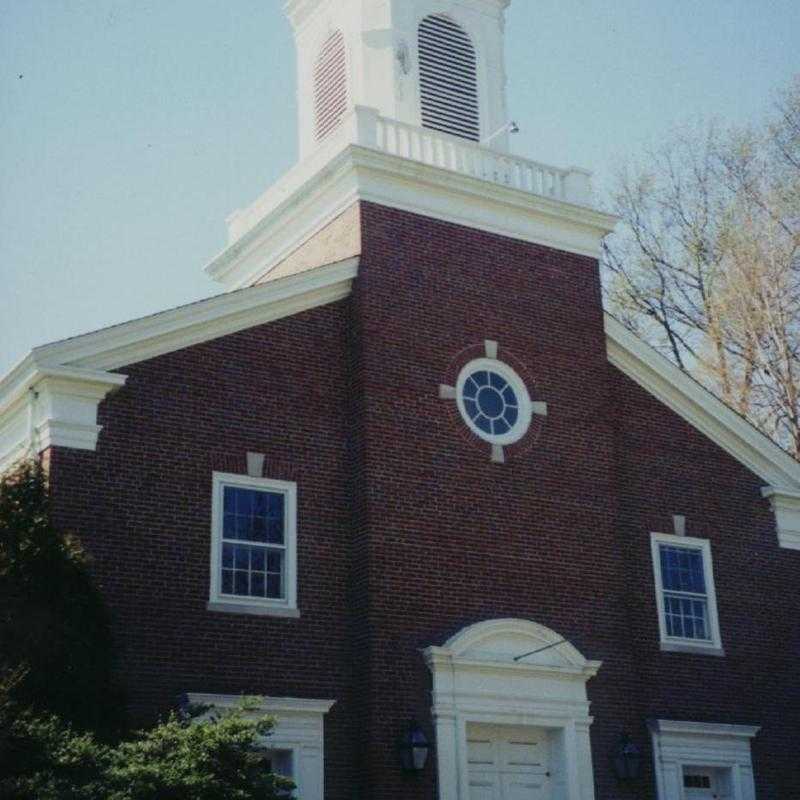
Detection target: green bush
<box><xmin>1</xmin><ymin>702</ymin><xmax>295</xmax><ymax>800</ymax></box>
<box><xmin>0</xmin><ymin>460</ymin><xmax>123</xmax><ymax>738</ymax></box>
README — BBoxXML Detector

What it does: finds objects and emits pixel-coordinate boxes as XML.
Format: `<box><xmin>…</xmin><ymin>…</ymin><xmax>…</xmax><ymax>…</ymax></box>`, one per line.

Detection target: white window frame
<box><xmin>650</xmin><ymin>532</ymin><xmax>723</xmax><ymax>655</ymax></box>
<box><xmin>455</xmin><ymin>357</ymin><xmax>533</xmax><ymax>446</ymax></box>
<box><xmin>186</xmin><ymin>693</ymin><xmax>336</xmax><ymax>800</ymax></box>
<box><xmin>208</xmin><ymin>472</ymin><xmax>298</xmax><ymax>618</ymax></box>
<box><xmin>649</xmin><ymin>720</ymin><xmax>759</xmax><ymax>800</ymax></box>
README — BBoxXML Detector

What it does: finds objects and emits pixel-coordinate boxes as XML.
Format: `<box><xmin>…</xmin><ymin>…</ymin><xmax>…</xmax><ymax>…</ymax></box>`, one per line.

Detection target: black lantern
<box><xmin>398</xmin><ymin>721</ymin><xmax>431</xmax><ymax>773</ymax></box>
<box><xmin>612</xmin><ymin>733</ymin><xmax>642</xmax><ymax>781</ymax></box>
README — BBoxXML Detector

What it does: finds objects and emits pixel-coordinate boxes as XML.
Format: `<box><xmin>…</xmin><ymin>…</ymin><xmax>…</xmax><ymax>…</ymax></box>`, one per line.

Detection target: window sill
<box><xmin>207</xmin><ymin>601</ymin><xmax>301</xmax><ymax>619</ymax></box>
<box><xmin>660</xmin><ymin>641</ymin><xmax>725</xmax><ymax>657</ymax></box>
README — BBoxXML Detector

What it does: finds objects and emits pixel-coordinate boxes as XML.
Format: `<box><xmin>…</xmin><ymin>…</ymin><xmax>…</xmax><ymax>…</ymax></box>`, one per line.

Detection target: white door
<box><xmin>683</xmin><ymin>768</ymin><xmax>718</xmax><ymax>799</ymax></box>
<box><xmin>467</xmin><ymin>724</ymin><xmax>550</xmax><ymax>800</ymax></box>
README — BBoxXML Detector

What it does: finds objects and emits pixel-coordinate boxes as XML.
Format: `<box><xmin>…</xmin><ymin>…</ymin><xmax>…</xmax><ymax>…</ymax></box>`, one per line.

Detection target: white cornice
<box><xmin>649</xmin><ymin>720</ymin><xmax>760</xmax><ymax>740</ymax></box>
<box><xmin>761</xmin><ymin>487</ymin><xmax>800</xmax><ymax>551</ymax></box>
<box><xmin>33</xmin><ymin>258</ymin><xmax>358</xmax><ymax>372</ymax></box>
<box><xmin>605</xmin><ymin>314</ymin><xmax>800</xmax><ymax>491</ymax></box>
<box><xmin>205</xmin><ymin>143</ymin><xmax>618</xmax><ymax>291</ymax></box>
<box><xmin>0</xmin><ymin>364</ymin><xmax>127</xmax><ymax>473</ymax></box>
<box><xmin>186</xmin><ymin>693</ymin><xmax>336</xmax><ymax>716</ymax></box>
<box><xmin>0</xmin><ymin>259</ymin><xmax>358</xmax><ymax>471</ymax></box>
<box><xmin>606</xmin><ymin>314</ymin><xmax>800</xmax><ymax>551</ymax></box>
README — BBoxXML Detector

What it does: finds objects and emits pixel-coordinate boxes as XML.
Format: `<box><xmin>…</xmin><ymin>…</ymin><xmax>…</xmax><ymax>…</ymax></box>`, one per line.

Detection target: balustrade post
<box><xmin>563</xmin><ymin>167</ymin><xmax>593</xmax><ymax>205</ymax></box>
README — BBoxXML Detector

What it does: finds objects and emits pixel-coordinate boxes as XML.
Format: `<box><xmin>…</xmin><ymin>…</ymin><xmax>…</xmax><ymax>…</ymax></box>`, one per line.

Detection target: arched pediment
<box><xmin>437</xmin><ymin>618</ymin><xmax>596</xmax><ymax>672</ymax></box>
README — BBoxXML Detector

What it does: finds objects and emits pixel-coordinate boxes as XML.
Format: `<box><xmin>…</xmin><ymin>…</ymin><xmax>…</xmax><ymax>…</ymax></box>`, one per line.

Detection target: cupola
<box><xmin>285</xmin><ymin>0</ymin><xmax>512</xmax><ymax>159</ymax></box>
<box><xmin>209</xmin><ymin>0</ymin><xmax>615</xmax><ymax>290</ymax></box>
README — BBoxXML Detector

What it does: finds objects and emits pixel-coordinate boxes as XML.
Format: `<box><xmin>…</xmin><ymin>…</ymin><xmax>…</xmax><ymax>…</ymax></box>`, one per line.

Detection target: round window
<box><xmin>455</xmin><ymin>358</ymin><xmax>532</xmax><ymax>445</ymax></box>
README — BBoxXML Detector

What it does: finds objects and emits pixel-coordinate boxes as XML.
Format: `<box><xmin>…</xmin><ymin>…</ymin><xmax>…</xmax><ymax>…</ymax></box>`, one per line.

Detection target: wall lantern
<box><xmin>612</xmin><ymin>733</ymin><xmax>642</xmax><ymax>781</ymax></box>
<box><xmin>398</xmin><ymin>721</ymin><xmax>431</xmax><ymax>773</ymax></box>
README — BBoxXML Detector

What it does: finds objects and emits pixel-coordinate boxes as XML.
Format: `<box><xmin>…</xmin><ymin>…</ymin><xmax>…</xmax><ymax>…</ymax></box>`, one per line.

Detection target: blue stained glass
<box><xmin>234</xmin><ymin>514</ymin><xmax>250</xmax><ymax>540</ymax></box>
<box><xmin>493</xmin><ymin>418</ymin><xmax>511</xmax><ymax>435</ymax></box>
<box><xmin>267</xmin><ymin>574</ymin><xmax>282</xmax><ymax>598</ymax></box>
<box><xmin>251</xmin><ymin>573</ymin><xmax>265</xmax><ymax>598</ymax></box>
<box><xmin>235</xmin><ymin>488</ymin><xmax>253</xmax><ymax>516</ymax></box>
<box><xmin>250</xmin><ymin>516</ymin><xmax>266</xmax><ymax>542</ymax></box>
<box><xmin>268</xmin><ymin>494</ymin><xmax>284</xmax><ymax>523</ymax></box>
<box><xmin>660</xmin><ymin>546</ymin><xmax>705</xmax><ymax>593</ymax></box>
<box><xmin>477</xmin><ymin>387</ymin><xmax>503</xmax><ymax>418</ymax></box>
<box><xmin>234</xmin><ymin>571</ymin><xmax>249</xmax><ymax>596</ymax></box>
<box><xmin>475</xmin><ymin>415</ymin><xmax>492</xmax><ymax>434</ymax></box>
<box><xmin>251</xmin><ymin>548</ymin><xmax>265</xmax><ymax>572</ymax></box>
<box><xmin>267</xmin><ymin>552</ymin><xmax>283</xmax><ymax>574</ymax></box>
<box><xmin>253</xmin><ymin>492</ymin><xmax>270</xmax><ymax>514</ymax></box>
<box><xmin>234</xmin><ymin>545</ymin><xmax>249</xmax><ymax>570</ymax></box>
<box><xmin>460</xmin><ymin>368</ymin><xmax>526</xmax><ymax>440</ymax></box>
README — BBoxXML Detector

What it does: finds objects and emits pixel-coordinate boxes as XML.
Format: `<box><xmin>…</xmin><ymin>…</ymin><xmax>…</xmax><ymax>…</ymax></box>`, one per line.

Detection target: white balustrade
<box><xmin>372</xmin><ymin>110</ymin><xmax>590</xmax><ymax>205</ymax></box>
<box><xmin>227</xmin><ymin>106</ymin><xmax>593</xmax><ymax>244</ymax></box>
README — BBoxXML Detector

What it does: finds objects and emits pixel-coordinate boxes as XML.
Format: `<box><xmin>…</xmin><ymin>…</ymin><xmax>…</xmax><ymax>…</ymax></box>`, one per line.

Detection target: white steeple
<box><xmin>209</xmin><ymin>1</ymin><xmax>612</xmax><ymax>290</ymax></box>
<box><xmin>285</xmin><ymin>0</ymin><xmax>513</xmax><ymax>160</ymax></box>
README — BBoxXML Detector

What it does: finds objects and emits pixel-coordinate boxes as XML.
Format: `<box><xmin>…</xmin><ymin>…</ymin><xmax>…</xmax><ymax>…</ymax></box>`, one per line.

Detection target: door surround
<box><xmin>649</xmin><ymin>720</ymin><xmax>760</xmax><ymax>800</ymax></box>
<box><xmin>423</xmin><ymin>618</ymin><xmax>602</xmax><ymax>800</ymax></box>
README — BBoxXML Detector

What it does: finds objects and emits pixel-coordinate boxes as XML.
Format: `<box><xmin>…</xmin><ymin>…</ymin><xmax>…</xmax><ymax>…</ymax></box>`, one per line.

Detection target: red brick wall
<box><xmin>46</xmin><ymin>300</ymin><xmax>360</xmax><ymax>799</ymax></box>
<box><xmin>46</xmin><ymin>202</ymin><xmax>800</xmax><ymax>800</ymax></box>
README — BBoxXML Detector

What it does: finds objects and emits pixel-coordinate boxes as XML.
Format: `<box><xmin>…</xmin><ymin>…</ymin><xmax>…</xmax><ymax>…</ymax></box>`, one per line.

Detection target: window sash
<box><xmin>210</xmin><ymin>473</ymin><xmax>298</xmax><ymax>612</ymax></box>
<box><xmin>651</xmin><ymin>532</ymin><xmax>722</xmax><ymax>650</ymax></box>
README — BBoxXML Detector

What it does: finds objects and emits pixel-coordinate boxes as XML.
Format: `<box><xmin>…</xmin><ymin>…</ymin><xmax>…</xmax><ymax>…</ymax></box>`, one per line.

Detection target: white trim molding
<box><xmin>606</xmin><ymin>314</ymin><xmax>800</xmax><ymax>551</ymax></box>
<box><xmin>0</xmin><ymin>259</ymin><xmax>357</xmax><ymax>470</ymax></box>
<box><xmin>650</xmin><ymin>532</ymin><xmax>724</xmax><ymax>656</ymax></box>
<box><xmin>208</xmin><ymin>472</ymin><xmax>299</xmax><ymax>618</ymax></box>
<box><xmin>186</xmin><ymin>693</ymin><xmax>336</xmax><ymax>800</ymax></box>
<box><xmin>0</xmin><ymin>363</ymin><xmax>127</xmax><ymax>472</ymax></box>
<box><xmin>649</xmin><ymin>719</ymin><xmax>760</xmax><ymax>800</ymax></box>
<box><xmin>207</xmin><ymin>106</ymin><xmax>617</xmax><ymax>290</ymax></box>
<box><xmin>760</xmin><ymin>487</ymin><xmax>800</xmax><ymax>550</ymax></box>
<box><xmin>31</xmin><ymin>257</ymin><xmax>359</xmax><ymax>372</ymax></box>
<box><xmin>423</xmin><ymin>618</ymin><xmax>601</xmax><ymax>800</ymax></box>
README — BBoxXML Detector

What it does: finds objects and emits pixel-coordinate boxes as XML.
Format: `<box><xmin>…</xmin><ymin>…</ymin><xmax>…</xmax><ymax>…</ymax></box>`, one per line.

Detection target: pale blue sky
<box><xmin>1</xmin><ymin>0</ymin><xmax>798</xmax><ymax>374</ymax></box>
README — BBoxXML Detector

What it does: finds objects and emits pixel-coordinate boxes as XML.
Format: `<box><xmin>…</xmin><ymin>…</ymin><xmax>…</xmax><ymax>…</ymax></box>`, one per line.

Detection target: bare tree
<box><xmin>604</xmin><ymin>76</ymin><xmax>800</xmax><ymax>456</ymax></box>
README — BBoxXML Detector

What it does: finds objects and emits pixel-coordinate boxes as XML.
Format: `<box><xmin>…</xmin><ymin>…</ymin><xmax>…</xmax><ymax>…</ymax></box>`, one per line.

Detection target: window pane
<box><xmin>219</xmin><ymin>542</ymin><xmax>284</xmax><ymax>601</ymax></box>
<box><xmin>234</xmin><ymin>571</ymin><xmax>249</xmax><ymax>596</ymax></box>
<box><xmin>222</xmin><ymin>486</ymin><xmax>285</xmax><ymax>544</ymax></box>
<box><xmin>234</xmin><ymin>545</ymin><xmax>250</xmax><ymax>570</ymax></box>
<box><xmin>251</xmin><ymin>548</ymin><xmax>266</xmax><ymax>572</ymax></box>
<box><xmin>664</xmin><ymin>594</ymin><xmax>710</xmax><ymax>641</ymax></box>
<box><xmin>251</xmin><ymin>572</ymin><xmax>266</xmax><ymax>598</ymax></box>
<box><xmin>267</xmin><ymin>574</ymin><xmax>282</xmax><ymax>599</ymax></box>
<box><xmin>267</xmin><ymin>551</ymin><xmax>283</xmax><ymax>574</ymax></box>
<box><xmin>660</xmin><ymin>545</ymin><xmax>706</xmax><ymax>593</ymax></box>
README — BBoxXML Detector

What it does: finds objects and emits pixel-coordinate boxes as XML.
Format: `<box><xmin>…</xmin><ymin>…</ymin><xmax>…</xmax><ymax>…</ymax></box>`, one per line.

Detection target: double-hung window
<box><xmin>209</xmin><ymin>473</ymin><xmax>298</xmax><ymax>617</ymax></box>
<box><xmin>650</xmin><ymin>532</ymin><xmax>722</xmax><ymax>654</ymax></box>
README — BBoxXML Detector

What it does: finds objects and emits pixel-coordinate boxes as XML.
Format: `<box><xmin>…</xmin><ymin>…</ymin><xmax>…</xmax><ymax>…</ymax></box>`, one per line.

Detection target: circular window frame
<box><xmin>455</xmin><ymin>357</ymin><xmax>532</xmax><ymax>446</ymax></box>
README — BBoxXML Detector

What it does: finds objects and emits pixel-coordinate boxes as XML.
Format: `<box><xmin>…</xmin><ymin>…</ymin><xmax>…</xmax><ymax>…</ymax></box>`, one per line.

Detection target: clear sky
<box><xmin>1</xmin><ymin>0</ymin><xmax>798</xmax><ymax>375</ymax></box>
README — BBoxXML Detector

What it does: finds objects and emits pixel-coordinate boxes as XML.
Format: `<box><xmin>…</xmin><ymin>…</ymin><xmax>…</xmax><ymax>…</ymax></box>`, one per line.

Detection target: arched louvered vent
<box><xmin>418</xmin><ymin>14</ymin><xmax>479</xmax><ymax>142</ymax></box>
<box><xmin>314</xmin><ymin>30</ymin><xmax>347</xmax><ymax>141</ymax></box>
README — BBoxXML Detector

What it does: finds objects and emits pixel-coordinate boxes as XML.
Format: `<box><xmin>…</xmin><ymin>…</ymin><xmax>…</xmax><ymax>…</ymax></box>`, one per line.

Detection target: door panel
<box><xmin>467</xmin><ymin>725</ymin><xmax>550</xmax><ymax>800</ymax></box>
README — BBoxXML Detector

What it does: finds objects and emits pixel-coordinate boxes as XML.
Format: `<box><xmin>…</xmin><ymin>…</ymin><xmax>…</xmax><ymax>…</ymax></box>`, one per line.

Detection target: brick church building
<box><xmin>1</xmin><ymin>1</ymin><xmax>798</xmax><ymax>798</ymax></box>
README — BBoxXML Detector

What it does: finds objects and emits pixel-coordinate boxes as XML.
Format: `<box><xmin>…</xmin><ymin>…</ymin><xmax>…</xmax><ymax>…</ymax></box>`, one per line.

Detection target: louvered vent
<box><xmin>418</xmin><ymin>14</ymin><xmax>479</xmax><ymax>142</ymax></box>
<box><xmin>314</xmin><ymin>30</ymin><xmax>347</xmax><ymax>141</ymax></box>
